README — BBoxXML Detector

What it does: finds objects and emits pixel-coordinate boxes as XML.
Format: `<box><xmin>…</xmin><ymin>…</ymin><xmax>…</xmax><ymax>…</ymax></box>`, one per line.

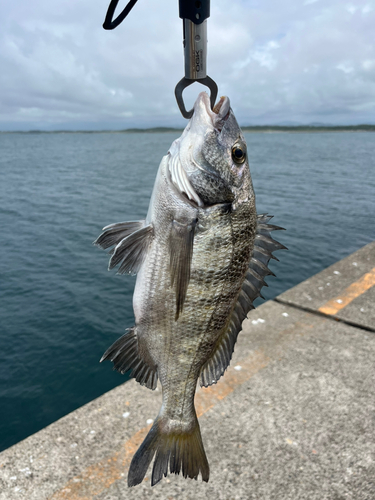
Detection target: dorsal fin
<box><xmin>200</xmin><ymin>214</ymin><xmax>286</xmax><ymax>387</ymax></box>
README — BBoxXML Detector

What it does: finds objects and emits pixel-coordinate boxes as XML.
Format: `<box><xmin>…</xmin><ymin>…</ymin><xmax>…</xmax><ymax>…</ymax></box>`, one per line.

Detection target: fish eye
<box><xmin>232</xmin><ymin>144</ymin><xmax>246</xmax><ymax>164</ymax></box>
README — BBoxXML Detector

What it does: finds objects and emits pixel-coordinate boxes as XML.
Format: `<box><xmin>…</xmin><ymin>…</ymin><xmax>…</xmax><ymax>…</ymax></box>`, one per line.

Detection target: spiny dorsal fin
<box><xmin>199</xmin><ymin>213</ymin><xmax>286</xmax><ymax>387</ymax></box>
<box><xmin>108</xmin><ymin>224</ymin><xmax>153</xmax><ymax>275</ymax></box>
<box><xmin>170</xmin><ymin>218</ymin><xmax>198</xmax><ymax>320</ymax></box>
<box><xmin>100</xmin><ymin>328</ymin><xmax>158</xmax><ymax>390</ymax></box>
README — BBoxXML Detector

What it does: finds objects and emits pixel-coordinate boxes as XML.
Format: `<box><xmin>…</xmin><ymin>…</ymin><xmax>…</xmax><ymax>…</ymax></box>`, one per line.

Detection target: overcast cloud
<box><xmin>0</xmin><ymin>0</ymin><xmax>374</xmax><ymax>129</ymax></box>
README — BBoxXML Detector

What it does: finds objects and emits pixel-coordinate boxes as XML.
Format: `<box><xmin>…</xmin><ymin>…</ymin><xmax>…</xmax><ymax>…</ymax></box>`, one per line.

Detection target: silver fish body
<box><xmin>94</xmin><ymin>93</ymin><xmax>286</xmax><ymax>487</ymax></box>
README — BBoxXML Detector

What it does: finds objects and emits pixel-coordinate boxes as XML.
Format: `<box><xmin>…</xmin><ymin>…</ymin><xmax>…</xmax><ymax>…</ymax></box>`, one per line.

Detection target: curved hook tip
<box><xmin>175</xmin><ymin>77</ymin><xmax>218</xmax><ymax>119</ymax></box>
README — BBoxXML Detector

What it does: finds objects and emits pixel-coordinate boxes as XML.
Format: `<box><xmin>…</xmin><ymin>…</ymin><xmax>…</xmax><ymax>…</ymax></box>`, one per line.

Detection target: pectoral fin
<box><xmin>169</xmin><ymin>218</ymin><xmax>197</xmax><ymax>320</ymax></box>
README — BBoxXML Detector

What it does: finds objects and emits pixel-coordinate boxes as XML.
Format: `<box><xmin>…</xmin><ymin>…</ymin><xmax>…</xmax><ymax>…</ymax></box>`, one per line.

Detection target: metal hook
<box><xmin>175</xmin><ymin>77</ymin><xmax>218</xmax><ymax>119</ymax></box>
<box><xmin>103</xmin><ymin>0</ymin><xmax>139</xmax><ymax>30</ymax></box>
<box><xmin>175</xmin><ymin>2</ymin><xmax>218</xmax><ymax>119</ymax></box>
<box><xmin>102</xmin><ymin>0</ymin><xmax>219</xmax><ymax>120</ymax></box>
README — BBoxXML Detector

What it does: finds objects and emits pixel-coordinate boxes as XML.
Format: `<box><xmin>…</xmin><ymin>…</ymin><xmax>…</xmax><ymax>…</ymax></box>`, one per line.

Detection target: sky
<box><xmin>0</xmin><ymin>0</ymin><xmax>374</xmax><ymax>130</ymax></box>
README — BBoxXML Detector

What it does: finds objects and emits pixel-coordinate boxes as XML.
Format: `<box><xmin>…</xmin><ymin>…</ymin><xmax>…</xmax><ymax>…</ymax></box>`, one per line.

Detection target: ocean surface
<box><xmin>0</xmin><ymin>131</ymin><xmax>374</xmax><ymax>452</ymax></box>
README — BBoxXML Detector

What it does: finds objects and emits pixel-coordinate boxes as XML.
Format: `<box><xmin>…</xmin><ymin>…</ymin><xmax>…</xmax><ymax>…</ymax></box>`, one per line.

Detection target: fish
<box><xmin>94</xmin><ymin>92</ymin><xmax>286</xmax><ymax>487</ymax></box>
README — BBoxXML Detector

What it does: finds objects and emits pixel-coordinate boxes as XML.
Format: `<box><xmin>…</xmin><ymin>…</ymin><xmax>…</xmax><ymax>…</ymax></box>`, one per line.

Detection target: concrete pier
<box><xmin>1</xmin><ymin>242</ymin><xmax>374</xmax><ymax>500</ymax></box>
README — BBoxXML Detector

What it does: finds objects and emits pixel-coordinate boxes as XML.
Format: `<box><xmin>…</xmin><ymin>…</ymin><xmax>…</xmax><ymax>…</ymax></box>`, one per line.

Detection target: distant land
<box><xmin>1</xmin><ymin>125</ymin><xmax>375</xmax><ymax>133</ymax></box>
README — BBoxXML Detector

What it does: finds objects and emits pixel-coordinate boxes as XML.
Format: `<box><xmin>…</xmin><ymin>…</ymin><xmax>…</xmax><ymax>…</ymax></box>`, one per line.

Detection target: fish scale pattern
<box><xmin>94</xmin><ymin>92</ymin><xmax>287</xmax><ymax>487</ymax></box>
<box><xmin>199</xmin><ymin>214</ymin><xmax>286</xmax><ymax>387</ymax></box>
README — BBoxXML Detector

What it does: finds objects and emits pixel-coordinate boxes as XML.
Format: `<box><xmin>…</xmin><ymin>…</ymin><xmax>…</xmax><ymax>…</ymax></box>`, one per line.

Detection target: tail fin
<box><xmin>128</xmin><ymin>416</ymin><xmax>209</xmax><ymax>487</ymax></box>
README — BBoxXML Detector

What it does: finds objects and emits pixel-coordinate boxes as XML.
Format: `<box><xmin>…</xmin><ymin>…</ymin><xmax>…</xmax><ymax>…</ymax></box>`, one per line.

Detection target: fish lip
<box><xmin>194</xmin><ymin>92</ymin><xmax>231</xmax><ymax>131</ymax></box>
<box><xmin>196</xmin><ymin>92</ymin><xmax>215</xmax><ymax>120</ymax></box>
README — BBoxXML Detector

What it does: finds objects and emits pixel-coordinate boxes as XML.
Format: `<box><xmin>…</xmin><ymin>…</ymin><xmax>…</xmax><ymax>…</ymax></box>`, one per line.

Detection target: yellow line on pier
<box><xmin>48</xmin><ymin>267</ymin><xmax>375</xmax><ymax>499</ymax></box>
<box><xmin>318</xmin><ymin>267</ymin><xmax>375</xmax><ymax>316</ymax></box>
<box><xmin>49</xmin><ymin>351</ymin><xmax>269</xmax><ymax>500</ymax></box>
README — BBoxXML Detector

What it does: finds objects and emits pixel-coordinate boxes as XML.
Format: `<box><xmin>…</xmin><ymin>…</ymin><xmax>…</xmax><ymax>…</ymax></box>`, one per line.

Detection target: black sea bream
<box><xmin>94</xmin><ymin>92</ymin><xmax>286</xmax><ymax>487</ymax></box>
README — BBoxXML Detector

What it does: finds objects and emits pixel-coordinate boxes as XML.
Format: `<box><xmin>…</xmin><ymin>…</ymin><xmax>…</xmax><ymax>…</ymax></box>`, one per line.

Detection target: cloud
<box><xmin>0</xmin><ymin>0</ymin><xmax>375</xmax><ymax>129</ymax></box>
<box><xmin>336</xmin><ymin>62</ymin><xmax>354</xmax><ymax>74</ymax></box>
<box><xmin>345</xmin><ymin>4</ymin><xmax>357</xmax><ymax>14</ymax></box>
<box><xmin>236</xmin><ymin>40</ymin><xmax>281</xmax><ymax>71</ymax></box>
<box><xmin>362</xmin><ymin>4</ymin><xmax>373</xmax><ymax>13</ymax></box>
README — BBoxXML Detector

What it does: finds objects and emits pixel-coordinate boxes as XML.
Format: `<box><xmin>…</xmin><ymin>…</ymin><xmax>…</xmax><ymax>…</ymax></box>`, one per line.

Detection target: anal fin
<box><xmin>101</xmin><ymin>328</ymin><xmax>158</xmax><ymax>390</ymax></box>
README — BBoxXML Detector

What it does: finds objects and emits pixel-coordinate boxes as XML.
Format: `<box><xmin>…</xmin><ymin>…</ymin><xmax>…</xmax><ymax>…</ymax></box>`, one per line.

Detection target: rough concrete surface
<box><xmin>278</xmin><ymin>241</ymin><xmax>375</xmax><ymax>330</ymax></box>
<box><xmin>0</xmin><ymin>243</ymin><xmax>374</xmax><ymax>500</ymax></box>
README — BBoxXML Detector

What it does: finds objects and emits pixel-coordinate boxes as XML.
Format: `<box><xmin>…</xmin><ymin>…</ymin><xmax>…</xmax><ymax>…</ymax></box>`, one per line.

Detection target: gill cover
<box><xmin>168</xmin><ymin>92</ymin><xmax>249</xmax><ymax>207</ymax></box>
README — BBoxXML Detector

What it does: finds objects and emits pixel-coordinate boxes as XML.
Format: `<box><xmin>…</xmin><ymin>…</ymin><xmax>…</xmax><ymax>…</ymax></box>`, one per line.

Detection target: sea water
<box><xmin>0</xmin><ymin>131</ymin><xmax>374</xmax><ymax>451</ymax></box>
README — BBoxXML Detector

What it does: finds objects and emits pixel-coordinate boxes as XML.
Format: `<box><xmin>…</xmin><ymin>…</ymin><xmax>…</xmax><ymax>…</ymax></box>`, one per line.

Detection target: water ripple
<box><xmin>0</xmin><ymin>131</ymin><xmax>374</xmax><ymax>451</ymax></box>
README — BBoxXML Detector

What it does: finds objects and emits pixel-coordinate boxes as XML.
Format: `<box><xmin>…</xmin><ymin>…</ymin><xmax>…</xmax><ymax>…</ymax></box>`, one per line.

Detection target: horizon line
<box><xmin>1</xmin><ymin>124</ymin><xmax>375</xmax><ymax>133</ymax></box>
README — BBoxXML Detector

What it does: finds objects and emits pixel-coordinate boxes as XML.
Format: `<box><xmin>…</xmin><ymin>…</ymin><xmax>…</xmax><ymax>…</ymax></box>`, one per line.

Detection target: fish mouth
<box><xmin>194</xmin><ymin>92</ymin><xmax>231</xmax><ymax>132</ymax></box>
<box><xmin>212</xmin><ymin>96</ymin><xmax>230</xmax><ymax>116</ymax></box>
<box><xmin>167</xmin><ymin>92</ymin><xmax>231</xmax><ymax>208</ymax></box>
